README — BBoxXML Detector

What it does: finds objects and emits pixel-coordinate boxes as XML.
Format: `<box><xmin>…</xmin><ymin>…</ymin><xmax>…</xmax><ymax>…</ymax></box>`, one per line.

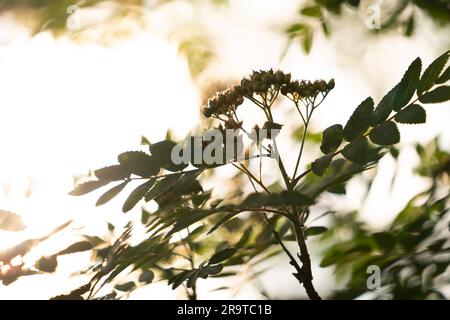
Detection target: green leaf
<box><xmin>393</xmin><ymin>57</ymin><xmax>422</xmax><ymax>110</ymax></box>
<box><xmin>115</xmin><ymin>282</ymin><xmax>135</xmax><ymax>292</ymax></box>
<box><xmin>342</xmin><ymin>136</ymin><xmax>368</xmax><ymax>163</ymax></box>
<box><xmin>394</xmin><ymin>104</ymin><xmax>426</xmax><ymax>124</ymax></box>
<box><xmin>369</xmin><ymin>121</ymin><xmax>400</xmax><ymax>146</ymax></box>
<box><xmin>94</xmin><ymin>165</ymin><xmax>131</xmax><ymax>181</ymax></box>
<box><xmin>209</xmin><ymin>247</ymin><xmax>237</xmax><ymax>265</ymax></box>
<box><xmin>436</xmin><ymin>65</ymin><xmax>450</xmax><ymax>84</ymax></box>
<box><xmin>122</xmin><ymin>179</ymin><xmax>156</xmax><ymax>213</ymax></box>
<box><xmin>311</xmin><ymin>153</ymin><xmax>333</xmax><ymax>177</ymax></box>
<box><xmin>419</xmin><ymin>85</ymin><xmax>450</xmax><ymax>104</ymax></box>
<box><xmin>371</xmin><ymin>85</ymin><xmax>398</xmax><ymax>126</ymax></box>
<box><xmin>417</xmin><ymin>50</ymin><xmax>449</xmax><ymax>94</ymax></box>
<box><xmin>96</xmin><ymin>181</ymin><xmax>128</xmax><ymax>206</ymax></box>
<box><xmin>144</xmin><ymin>174</ymin><xmax>181</xmax><ymax>202</ymax></box>
<box><xmin>320</xmin><ymin>124</ymin><xmax>343</xmax><ymax>153</ymax></box>
<box><xmin>56</xmin><ymin>241</ymin><xmax>94</xmax><ymax>255</ymax></box>
<box><xmin>304</xmin><ymin>226</ymin><xmax>328</xmax><ymax>237</ymax></box>
<box><xmin>373</xmin><ymin>232</ymin><xmax>396</xmax><ymax>250</ymax></box>
<box><xmin>68</xmin><ymin>180</ymin><xmax>109</xmax><ymax>196</ymax></box>
<box><xmin>343</xmin><ymin>97</ymin><xmax>374</xmax><ymax>141</ymax></box>
<box><xmin>118</xmin><ymin>151</ymin><xmax>160</xmax><ymax>177</ymax></box>
<box><xmin>149</xmin><ymin>140</ymin><xmax>188</xmax><ymax>172</ymax></box>
<box><xmin>0</xmin><ymin>210</ymin><xmax>26</xmax><ymax>231</ymax></box>
<box><xmin>138</xmin><ymin>270</ymin><xmax>154</xmax><ymax>284</ymax></box>
<box><xmin>206</xmin><ymin>264</ymin><xmax>223</xmax><ymax>275</ymax></box>
<box><xmin>300</xmin><ymin>5</ymin><xmax>322</xmax><ymax>18</ymax></box>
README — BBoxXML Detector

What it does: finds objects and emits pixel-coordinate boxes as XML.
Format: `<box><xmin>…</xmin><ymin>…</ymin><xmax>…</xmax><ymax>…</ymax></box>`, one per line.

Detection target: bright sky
<box><xmin>0</xmin><ymin>0</ymin><xmax>449</xmax><ymax>299</ymax></box>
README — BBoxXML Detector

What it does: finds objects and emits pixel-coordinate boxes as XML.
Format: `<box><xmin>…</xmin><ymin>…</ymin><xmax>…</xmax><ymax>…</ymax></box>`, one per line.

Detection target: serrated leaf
<box><xmin>342</xmin><ymin>136</ymin><xmax>368</xmax><ymax>163</ymax></box>
<box><xmin>96</xmin><ymin>181</ymin><xmax>128</xmax><ymax>206</ymax></box>
<box><xmin>343</xmin><ymin>97</ymin><xmax>374</xmax><ymax>141</ymax></box>
<box><xmin>209</xmin><ymin>247</ymin><xmax>237</xmax><ymax>265</ymax></box>
<box><xmin>417</xmin><ymin>51</ymin><xmax>449</xmax><ymax>94</ymax></box>
<box><xmin>304</xmin><ymin>226</ymin><xmax>328</xmax><ymax>237</ymax></box>
<box><xmin>320</xmin><ymin>124</ymin><xmax>343</xmax><ymax>153</ymax></box>
<box><xmin>393</xmin><ymin>57</ymin><xmax>422</xmax><ymax>110</ymax></box>
<box><xmin>94</xmin><ymin>165</ymin><xmax>131</xmax><ymax>181</ymax></box>
<box><xmin>419</xmin><ymin>85</ymin><xmax>450</xmax><ymax>104</ymax></box>
<box><xmin>0</xmin><ymin>210</ymin><xmax>26</xmax><ymax>231</ymax></box>
<box><xmin>311</xmin><ymin>153</ymin><xmax>333</xmax><ymax>177</ymax></box>
<box><xmin>394</xmin><ymin>104</ymin><xmax>426</xmax><ymax>124</ymax></box>
<box><xmin>149</xmin><ymin>140</ymin><xmax>188</xmax><ymax>172</ymax></box>
<box><xmin>371</xmin><ymin>85</ymin><xmax>398</xmax><ymax>126</ymax></box>
<box><xmin>118</xmin><ymin>151</ymin><xmax>160</xmax><ymax>177</ymax></box>
<box><xmin>369</xmin><ymin>121</ymin><xmax>400</xmax><ymax>146</ymax></box>
<box><xmin>56</xmin><ymin>241</ymin><xmax>94</xmax><ymax>255</ymax></box>
<box><xmin>122</xmin><ymin>179</ymin><xmax>156</xmax><ymax>213</ymax></box>
<box><xmin>115</xmin><ymin>282</ymin><xmax>135</xmax><ymax>292</ymax></box>
<box><xmin>68</xmin><ymin>180</ymin><xmax>109</xmax><ymax>196</ymax></box>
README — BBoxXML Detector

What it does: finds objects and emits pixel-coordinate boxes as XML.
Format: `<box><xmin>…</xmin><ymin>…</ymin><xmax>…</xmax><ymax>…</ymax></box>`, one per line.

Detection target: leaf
<box><xmin>207</xmin><ymin>212</ymin><xmax>240</xmax><ymax>235</ymax></box>
<box><xmin>118</xmin><ymin>151</ymin><xmax>160</xmax><ymax>177</ymax></box>
<box><xmin>149</xmin><ymin>140</ymin><xmax>188</xmax><ymax>172</ymax></box>
<box><xmin>371</xmin><ymin>85</ymin><xmax>399</xmax><ymax>126</ymax></box>
<box><xmin>35</xmin><ymin>255</ymin><xmax>57</xmax><ymax>273</ymax></box>
<box><xmin>343</xmin><ymin>97</ymin><xmax>374</xmax><ymax>141</ymax></box>
<box><xmin>320</xmin><ymin>124</ymin><xmax>343</xmax><ymax>153</ymax></box>
<box><xmin>56</xmin><ymin>241</ymin><xmax>94</xmax><ymax>255</ymax></box>
<box><xmin>167</xmin><ymin>209</ymin><xmax>217</xmax><ymax>236</ymax></box>
<box><xmin>144</xmin><ymin>174</ymin><xmax>181</xmax><ymax>202</ymax></box>
<box><xmin>206</xmin><ymin>264</ymin><xmax>223</xmax><ymax>275</ymax></box>
<box><xmin>300</xmin><ymin>5</ymin><xmax>322</xmax><ymax>18</ymax></box>
<box><xmin>369</xmin><ymin>121</ymin><xmax>400</xmax><ymax>146</ymax></box>
<box><xmin>68</xmin><ymin>180</ymin><xmax>109</xmax><ymax>196</ymax></box>
<box><xmin>138</xmin><ymin>270</ymin><xmax>154</xmax><ymax>284</ymax></box>
<box><xmin>96</xmin><ymin>181</ymin><xmax>128</xmax><ymax>206</ymax></box>
<box><xmin>393</xmin><ymin>57</ymin><xmax>422</xmax><ymax>110</ymax></box>
<box><xmin>0</xmin><ymin>210</ymin><xmax>26</xmax><ymax>231</ymax></box>
<box><xmin>419</xmin><ymin>85</ymin><xmax>450</xmax><ymax>104</ymax></box>
<box><xmin>373</xmin><ymin>232</ymin><xmax>396</xmax><ymax>250</ymax></box>
<box><xmin>436</xmin><ymin>65</ymin><xmax>450</xmax><ymax>84</ymax></box>
<box><xmin>417</xmin><ymin>51</ymin><xmax>449</xmax><ymax>94</ymax></box>
<box><xmin>209</xmin><ymin>247</ymin><xmax>237</xmax><ymax>265</ymax></box>
<box><xmin>94</xmin><ymin>165</ymin><xmax>131</xmax><ymax>181</ymax></box>
<box><xmin>311</xmin><ymin>153</ymin><xmax>333</xmax><ymax>177</ymax></box>
<box><xmin>304</xmin><ymin>226</ymin><xmax>328</xmax><ymax>237</ymax></box>
<box><xmin>394</xmin><ymin>104</ymin><xmax>426</xmax><ymax>124</ymax></box>
<box><xmin>122</xmin><ymin>179</ymin><xmax>156</xmax><ymax>213</ymax></box>
<box><xmin>266</xmin><ymin>191</ymin><xmax>314</xmax><ymax>206</ymax></box>
<box><xmin>342</xmin><ymin>136</ymin><xmax>369</xmax><ymax>163</ymax></box>
<box><xmin>115</xmin><ymin>282</ymin><xmax>135</xmax><ymax>292</ymax></box>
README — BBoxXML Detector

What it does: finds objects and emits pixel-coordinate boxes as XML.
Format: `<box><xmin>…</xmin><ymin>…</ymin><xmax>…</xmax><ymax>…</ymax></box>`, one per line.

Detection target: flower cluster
<box><xmin>235</xmin><ymin>69</ymin><xmax>291</xmax><ymax>96</ymax></box>
<box><xmin>281</xmin><ymin>79</ymin><xmax>335</xmax><ymax>100</ymax></box>
<box><xmin>202</xmin><ymin>69</ymin><xmax>335</xmax><ymax>118</ymax></box>
<box><xmin>202</xmin><ymin>88</ymin><xmax>244</xmax><ymax>118</ymax></box>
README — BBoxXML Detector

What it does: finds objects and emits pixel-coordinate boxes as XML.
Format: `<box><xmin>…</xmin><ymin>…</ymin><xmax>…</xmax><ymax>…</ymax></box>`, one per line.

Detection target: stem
<box><xmin>291</xmin><ymin>206</ymin><xmax>322</xmax><ymax>300</ymax></box>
